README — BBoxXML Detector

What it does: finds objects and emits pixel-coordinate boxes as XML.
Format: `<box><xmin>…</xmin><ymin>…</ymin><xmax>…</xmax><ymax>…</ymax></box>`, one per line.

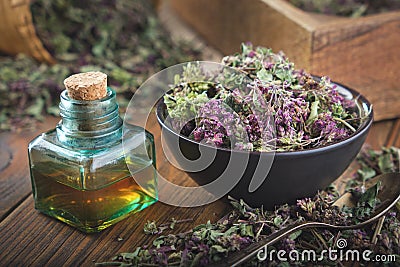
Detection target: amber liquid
<box><xmin>31</xmin><ymin>161</ymin><xmax>157</xmax><ymax>232</ymax></box>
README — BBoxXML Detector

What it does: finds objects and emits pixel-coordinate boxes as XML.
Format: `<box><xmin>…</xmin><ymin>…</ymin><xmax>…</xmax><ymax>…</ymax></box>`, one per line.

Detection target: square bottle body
<box><xmin>28</xmin><ymin>124</ymin><xmax>157</xmax><ymax>232</ymax></box>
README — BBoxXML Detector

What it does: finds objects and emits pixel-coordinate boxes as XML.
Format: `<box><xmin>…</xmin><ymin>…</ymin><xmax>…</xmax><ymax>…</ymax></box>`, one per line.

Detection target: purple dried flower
<box><xmin>248</xmin><ymin>50</ymin><xmax>256</xmax><ymax>58</ymax></box>
<box><xmin>167</xmin><ymin>44</ymin><xmax>363</xmax><ymax>152</ymax></box>
<box><xmin>232</xmin><ymin>236</ymin><xmax>252</xmax><ymax>251</ymax></box>
<box><xmin>9</xmin><ymin>78</ymin><xmax>31</xmax><ymax>92</ymax></box>
<box><xmin>193</xmin><ymin>99</ymin><xmax>253</xmax><ymax>148</ymax></box>
<box><xmin>353</xmin><ymin>229</ymin><xmax>368</xmax><ymax>240</ymax></box>
<box><xmin>158</xmin><ymin>245</ymin><xmax>175</xmax><ymax>254</ymax></box>
<box><xmin>281</xmin><ymin>238</ymin><xmax>296</xmax><ymax>253</ymax></box>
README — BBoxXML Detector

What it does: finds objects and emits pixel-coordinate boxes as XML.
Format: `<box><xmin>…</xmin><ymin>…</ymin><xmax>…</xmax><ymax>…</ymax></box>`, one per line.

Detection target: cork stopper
<box><xmin>64</xmin><ymin>71</ymin><xmax>107</xmax><ymax>101</ymax></box>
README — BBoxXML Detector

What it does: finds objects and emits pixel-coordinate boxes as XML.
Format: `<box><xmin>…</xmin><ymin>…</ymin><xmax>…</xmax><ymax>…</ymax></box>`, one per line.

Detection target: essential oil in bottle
<box><xmin>28</xmin><ymin>71</ymin><xmax>157</xmax><ymax>233</ymax></box>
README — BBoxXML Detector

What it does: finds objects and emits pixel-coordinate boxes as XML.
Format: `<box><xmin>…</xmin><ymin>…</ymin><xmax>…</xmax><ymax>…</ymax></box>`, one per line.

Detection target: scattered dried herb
<box><xmin>287</xmin><ymin>0</ymin><xmax>400</xmax><ymax>17</ymax></box>
<box><xmin>96</xmin><ymin>147</ymin><xmax>400</xmax><ymax>266</ymax></box>
<box><xmin>0</xmin><ymin>0</ymin><xmax>198</xmax><ymax>131</ymax></box>
<box><xmin>144</xmin><ymin>218</ymin><xmax>194</xmax><ymax>235</ymax></box>
<box><xmin>165</xmin><ymin>43</ymin><xmax>370</xmax><ymax>152</ymax></box>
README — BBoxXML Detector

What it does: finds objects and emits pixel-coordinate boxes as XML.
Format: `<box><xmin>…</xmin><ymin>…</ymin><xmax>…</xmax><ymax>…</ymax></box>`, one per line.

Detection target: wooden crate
<box><xmin>169</xmin><ymin>0</ymin><xmax>400</xmax><ymax>121</ymax></box>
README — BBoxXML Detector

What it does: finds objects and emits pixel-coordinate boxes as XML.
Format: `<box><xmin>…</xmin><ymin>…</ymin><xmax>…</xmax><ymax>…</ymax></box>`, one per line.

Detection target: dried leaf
<box><xmin>378</xmin><ymin>153</ymin><xmax>394</xmax><ymax>173</ymax></box>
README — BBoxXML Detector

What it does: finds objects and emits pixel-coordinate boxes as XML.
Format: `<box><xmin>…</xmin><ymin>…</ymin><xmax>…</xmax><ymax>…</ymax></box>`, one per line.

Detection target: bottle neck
<box><xmin>56</xmin><ymin>87</ymin><xmax>123</xmax><ymax>149</ymax></box>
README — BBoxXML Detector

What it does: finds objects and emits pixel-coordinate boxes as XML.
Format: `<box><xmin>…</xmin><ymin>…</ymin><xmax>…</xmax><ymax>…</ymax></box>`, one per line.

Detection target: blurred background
<box><xmin>0</xmin><ymin>0</ymin><xmax>399</xmax><ymax>131</ymax></box>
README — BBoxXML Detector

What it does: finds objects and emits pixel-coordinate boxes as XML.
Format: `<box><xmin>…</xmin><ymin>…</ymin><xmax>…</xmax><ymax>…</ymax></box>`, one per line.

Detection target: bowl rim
<box><xmin>155</xmin><ymin>80</ymin><xmax>373</xmax><ymax>156</ymax></box>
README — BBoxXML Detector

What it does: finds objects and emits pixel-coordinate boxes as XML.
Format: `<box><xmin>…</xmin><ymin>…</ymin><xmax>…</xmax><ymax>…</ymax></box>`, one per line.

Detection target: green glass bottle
<box><xmin>28</xmin><ymin>72</ymin><xmax>157</xmax><ymax>233</ymax></box>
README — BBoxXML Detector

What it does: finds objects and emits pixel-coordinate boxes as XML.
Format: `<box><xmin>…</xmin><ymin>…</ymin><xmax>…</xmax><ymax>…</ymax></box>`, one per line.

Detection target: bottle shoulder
<box><xmin>28</xmin><ymin>129</ymin><xmax>58</xmax><ymax>151</ymax></box>
<box><xmin>29</xmin><ymin>129</ymin><xmax>89</xmax><ymax>162</ymax></box>
<box><xmin>29</xmin><ymin>124</ymin><xmax>154</xmax><ymax>160</ymax></box>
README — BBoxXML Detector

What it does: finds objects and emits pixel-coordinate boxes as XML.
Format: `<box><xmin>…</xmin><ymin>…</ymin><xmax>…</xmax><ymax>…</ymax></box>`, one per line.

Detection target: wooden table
<box><xmin>0</xmin><ymin>114</ymin><xmax>399</xmax><ymax>266</ymax></box>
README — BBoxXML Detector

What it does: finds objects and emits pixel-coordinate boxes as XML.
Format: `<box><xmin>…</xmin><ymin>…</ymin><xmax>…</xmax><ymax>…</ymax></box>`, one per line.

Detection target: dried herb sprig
<box><xmin>165</xmin><ymin>43</ymin><xmax>369</xmax><ymax>152</ymax></box>
<box><xmin>144</xmin><ymin>218</ymin><xmax>194</xmax><ymax>235</ymax></box>
<box><xmin>97</xmin><ymin>147</ymin><xmax>400</xmax><ymax>266</ymax></box>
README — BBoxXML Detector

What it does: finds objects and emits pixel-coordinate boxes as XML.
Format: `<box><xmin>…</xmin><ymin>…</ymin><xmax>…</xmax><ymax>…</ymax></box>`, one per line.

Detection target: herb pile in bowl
<box><xmin>164</xmin><ymin>43</ymin><xmax>370</xmax><ymax>152</ymax></box>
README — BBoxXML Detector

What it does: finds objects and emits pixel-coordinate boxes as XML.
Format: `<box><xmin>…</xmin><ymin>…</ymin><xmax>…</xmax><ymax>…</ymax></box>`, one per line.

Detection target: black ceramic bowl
<box><xmin>156</xmin><ymin>82</ymin><xmax>373</xmax><ymax>208</ymax></box>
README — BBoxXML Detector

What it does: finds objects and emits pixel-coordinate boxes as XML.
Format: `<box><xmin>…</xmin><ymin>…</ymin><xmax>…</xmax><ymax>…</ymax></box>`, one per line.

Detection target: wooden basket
<box><xmin>0</xmin><ymin>0</ymin><xmax>55</xmax><ymax>64</ymax></box>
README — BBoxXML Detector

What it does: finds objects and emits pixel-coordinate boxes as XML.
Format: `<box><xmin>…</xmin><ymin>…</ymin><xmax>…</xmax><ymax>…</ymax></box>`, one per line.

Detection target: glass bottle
<box><xmin>28</xmin><ymin>87</ymin><xmax>157</xmax><ymax>233</ymax></box>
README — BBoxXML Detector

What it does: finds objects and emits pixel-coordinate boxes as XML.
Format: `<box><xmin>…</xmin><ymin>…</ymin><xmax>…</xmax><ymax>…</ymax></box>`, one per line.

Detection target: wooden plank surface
<box><xmin>0</xmin><ymin>193</ymin><xmax>227</xmax><ymax>266</ymax></box>
<box><xmin>1</xmin><ymin>2</ymin><xmax>398</xmax><ymax>264</ymax></box>
<box><xmin>0</xmin><ymin>113</ymin><xmax>229</xmax><ymax>266</ymax></box>
<box><xmin>0</xmin><ymin>115</ymin><xmax>398</xmax><ymax>265</ymax></box>
<box><xmin>365</xmin><ymin>119</ymin><xmax>395</xmax><ymax>149</ymax></box>
<box><xmin>0</xmin><ymin>117</ymin><xmax>59</xmax><ymax>220</ymax></box>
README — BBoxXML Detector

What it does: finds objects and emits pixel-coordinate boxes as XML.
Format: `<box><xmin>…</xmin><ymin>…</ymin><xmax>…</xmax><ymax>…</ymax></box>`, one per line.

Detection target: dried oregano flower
<box><xmin>165</xmin><ymin>43</ymin><xmax>370</xmax><ymax>152</ymax></box>
<box><xmin>96</xmin><ymin>147</ymin><xmax>400</xmax><ymax>267</ymax></box>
